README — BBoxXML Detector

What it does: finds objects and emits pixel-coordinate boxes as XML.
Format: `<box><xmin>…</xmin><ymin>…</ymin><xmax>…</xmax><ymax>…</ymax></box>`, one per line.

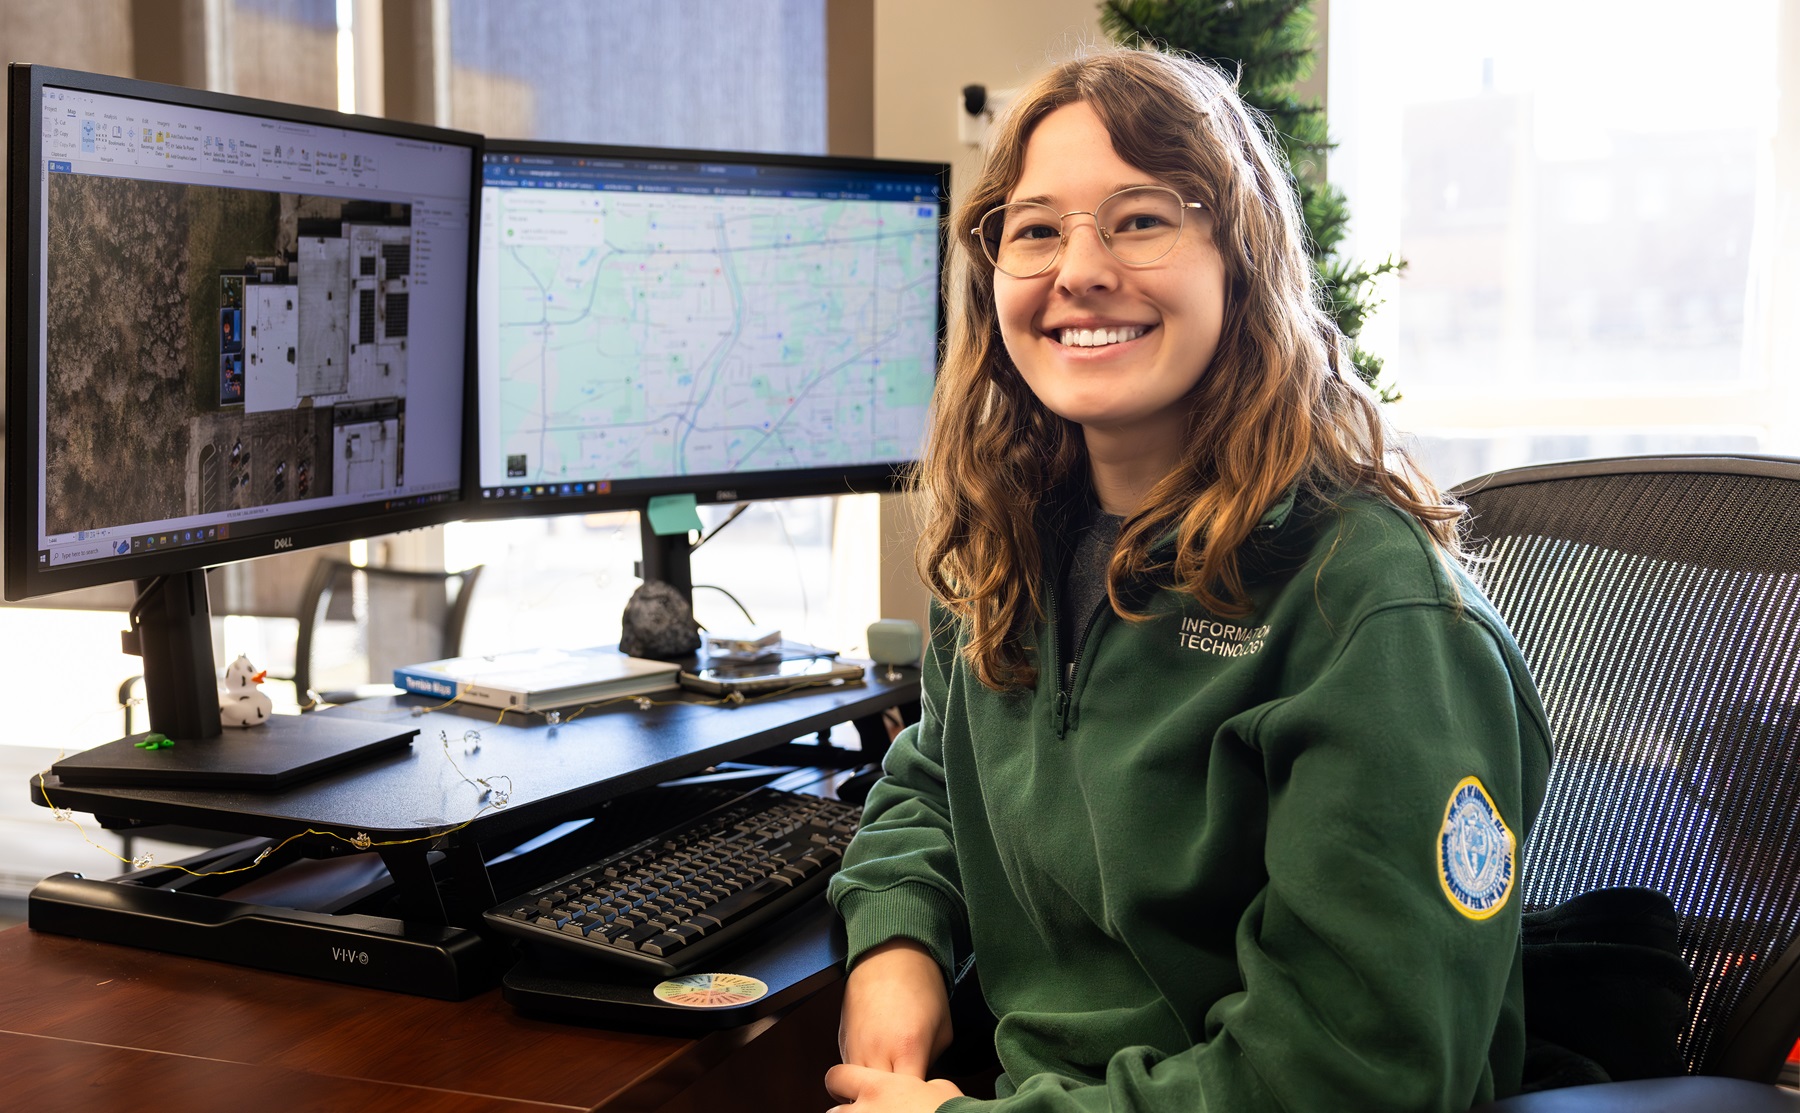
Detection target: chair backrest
<box><xmin>1453</xmin><ymin>455</ymin><xmax>1800</xmax><ymax>1082</ymax></box>
<box><xmin>292</xmin><ymin>558</ymin><xmax>483</xmax><ymax>705</ymax></box>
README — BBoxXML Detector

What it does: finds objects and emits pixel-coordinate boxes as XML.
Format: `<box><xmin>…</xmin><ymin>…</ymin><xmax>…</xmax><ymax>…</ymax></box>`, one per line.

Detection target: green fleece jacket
<box><xmin>828</xmin><ymin>488</ymin><xmax>1553</xmax><ymax>1113</ymax></box>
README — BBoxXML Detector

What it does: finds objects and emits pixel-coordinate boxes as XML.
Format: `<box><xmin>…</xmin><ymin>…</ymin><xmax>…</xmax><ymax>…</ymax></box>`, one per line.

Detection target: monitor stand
<box><xmin>637</xmin><ymin>514</ymin><xmax>696</xmax><ymax>608</ymax></box>
<box><xmin>50</xmin><ymin>569</ymin><xmax>416</xmax><ymax>790</ymax></box>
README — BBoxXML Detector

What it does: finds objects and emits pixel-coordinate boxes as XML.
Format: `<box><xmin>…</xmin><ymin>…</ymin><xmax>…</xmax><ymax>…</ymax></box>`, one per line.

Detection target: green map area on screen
<box><xmin>492</xmin><ymin>190</ymin><xmax>937</xmax><ymax>483</ymax></box>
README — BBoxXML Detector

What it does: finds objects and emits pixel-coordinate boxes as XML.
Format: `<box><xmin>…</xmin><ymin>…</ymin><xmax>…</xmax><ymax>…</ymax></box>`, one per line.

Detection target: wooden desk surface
<box><xmin>0</xmin><ymin>927</ymin><xmax>844</xmax><ymax>1112</ymax></box>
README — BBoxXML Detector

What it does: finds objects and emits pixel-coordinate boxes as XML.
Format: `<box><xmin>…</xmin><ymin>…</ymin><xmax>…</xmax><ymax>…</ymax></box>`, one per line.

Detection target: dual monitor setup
<box><xmin>4</xmin><ymin>64</ymin><xmax>947</xmax><ymax>770</ymax></box>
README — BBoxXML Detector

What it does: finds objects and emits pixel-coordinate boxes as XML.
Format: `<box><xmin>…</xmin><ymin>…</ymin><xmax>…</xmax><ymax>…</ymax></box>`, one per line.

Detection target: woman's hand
<box><xmin>838</xmin><ymin>938</ymin><xmax>954</xmax><ymax>1078</ymax></box>
<box><xmin>825</xmin><ymin>1063</ymin><xmax>964</xmax><ymax>1113</ymax></box>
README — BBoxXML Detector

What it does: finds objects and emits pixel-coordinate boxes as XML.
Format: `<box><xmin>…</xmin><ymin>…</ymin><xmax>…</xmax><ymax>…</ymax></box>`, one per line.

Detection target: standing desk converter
<box><xmin>23</xmin><ymin>667</ymin><xmax>920</xmax><ymax>1003</ymax></box>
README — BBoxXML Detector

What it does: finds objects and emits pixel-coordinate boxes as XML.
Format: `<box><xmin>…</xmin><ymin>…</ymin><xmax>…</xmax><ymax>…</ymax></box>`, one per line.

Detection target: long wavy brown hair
<box><xmin>918</xmin><ymin>48</ymin><xmax>1460</xmax><ymax>691</ymax></box>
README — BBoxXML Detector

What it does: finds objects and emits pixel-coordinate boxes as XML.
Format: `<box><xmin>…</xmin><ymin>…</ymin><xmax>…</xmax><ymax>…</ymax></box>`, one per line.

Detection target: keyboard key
<box><xmin>707</xmin><ymin>878</ymin><xmax>787</xmax><ymax>921</ymax></box>
<box><xmin>639</xmin><ymin>933</ymin><xmax>684</xmax><ymax>957</ymax></box>
<box><xmin>595</xmin><ymin>922</ymin><xmax>635</xmax><ymax>948</ymax></box>
<box><xmin>620</xmin><ymin>922</ymin><xmax>665</xmax><ymax>950</ymax></box>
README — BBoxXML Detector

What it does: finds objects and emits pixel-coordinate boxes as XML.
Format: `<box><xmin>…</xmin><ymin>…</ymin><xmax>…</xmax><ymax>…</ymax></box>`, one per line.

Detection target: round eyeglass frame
<box><xmin>971</xmin><ymin>185</ymin><xmax>1207</xmax><ymax>278</ymax></box>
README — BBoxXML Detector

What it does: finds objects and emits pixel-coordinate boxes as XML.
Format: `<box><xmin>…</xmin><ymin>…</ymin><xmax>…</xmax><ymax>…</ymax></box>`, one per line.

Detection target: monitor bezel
<box><xmin>4</xmin><ymin>63</ymin><xmax>486</xmax><ymax>602</ymax></box>
<box><xmin>468</xmin><ymin>136</ymin><xmax>950</xmax><ymax>520</ymax></box>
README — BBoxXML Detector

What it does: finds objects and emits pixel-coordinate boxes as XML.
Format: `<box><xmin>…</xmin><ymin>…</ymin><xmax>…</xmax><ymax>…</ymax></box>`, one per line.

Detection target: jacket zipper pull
<box><xmin>1054</xmin><ymin>688</ymin><xmax>1070</xmax><ymax>738</ymax></box>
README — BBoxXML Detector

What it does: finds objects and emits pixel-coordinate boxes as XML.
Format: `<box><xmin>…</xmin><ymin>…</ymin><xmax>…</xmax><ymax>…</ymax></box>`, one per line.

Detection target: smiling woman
<box><xmin>988</xmin><ymin>102</ymin><xmax>1227</xmax><ymax>510</ymax></box>
<box><xmin>824</xmin><ymin>47</ymin><xmax>1554</xmax><ymax>1113</ymax></box>
<box><xmin>918</xmin><ymin>48</ymin><xmax>1465</xmax><ymax>688</ymax></box>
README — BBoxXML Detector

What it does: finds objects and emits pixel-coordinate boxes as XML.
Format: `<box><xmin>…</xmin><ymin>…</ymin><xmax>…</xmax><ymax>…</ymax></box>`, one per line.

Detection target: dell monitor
<box><xmin>5</xmin><ymin>65</ymin><xmax>480</xmax><ymax>774</ymax></box>
<box><xmin>472</xmin><ymin>139</ymin><xmax>947</xmax><ymax>599</ymax></box>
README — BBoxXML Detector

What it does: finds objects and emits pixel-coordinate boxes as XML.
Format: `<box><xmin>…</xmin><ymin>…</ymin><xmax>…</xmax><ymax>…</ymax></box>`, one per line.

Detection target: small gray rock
<box><xmin>620</xmin><ymin>581</ymin><xmax>702</xmax><ymax>658</ymax></box>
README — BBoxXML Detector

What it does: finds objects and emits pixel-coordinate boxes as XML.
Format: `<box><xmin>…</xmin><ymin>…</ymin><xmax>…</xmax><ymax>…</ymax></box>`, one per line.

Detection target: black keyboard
<box><xmin>483</xmin><ymin>786</ymin><xmax>861</xmax><ymax>978</ymax></box>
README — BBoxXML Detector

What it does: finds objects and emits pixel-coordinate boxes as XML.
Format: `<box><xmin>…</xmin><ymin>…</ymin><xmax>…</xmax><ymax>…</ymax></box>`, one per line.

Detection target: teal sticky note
<box><xmin>646</xmin><ymin>494</ymin><xmax>703</xmax><ymax>536</ymax></box>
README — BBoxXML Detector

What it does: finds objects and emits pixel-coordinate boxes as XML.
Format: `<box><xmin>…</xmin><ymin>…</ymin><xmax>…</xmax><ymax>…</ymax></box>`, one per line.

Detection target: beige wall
<box><xmin>871</xmin><ymin>0</ymin><xmax>1107</xmax><ymax>627</ymax></box>
<box><xmin>874</xmin><ymin>0</ymin><xmax>1105</xmax><ymax>190</ymax></box>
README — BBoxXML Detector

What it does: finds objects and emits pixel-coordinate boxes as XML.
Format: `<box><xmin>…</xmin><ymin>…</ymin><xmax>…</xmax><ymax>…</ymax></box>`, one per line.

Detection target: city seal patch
<box><xmin>1438</xmin><ymin>776</ymin><xmax>1516</xmax><ymax>921</ymax></box>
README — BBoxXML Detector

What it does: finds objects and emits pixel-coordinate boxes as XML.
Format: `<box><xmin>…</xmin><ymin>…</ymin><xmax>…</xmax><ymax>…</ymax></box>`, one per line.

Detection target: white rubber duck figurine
<box><xmin>220</xmin><ymin>654</ymin><xmax>273</xmax><ymax>728</ymax></box>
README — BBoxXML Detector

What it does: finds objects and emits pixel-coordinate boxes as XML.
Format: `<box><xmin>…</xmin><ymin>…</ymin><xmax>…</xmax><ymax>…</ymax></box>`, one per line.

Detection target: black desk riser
<box><xmin>26</xmin><ymin>665</ymin><xmax>918</xmax><ymax>1003</ymax></box>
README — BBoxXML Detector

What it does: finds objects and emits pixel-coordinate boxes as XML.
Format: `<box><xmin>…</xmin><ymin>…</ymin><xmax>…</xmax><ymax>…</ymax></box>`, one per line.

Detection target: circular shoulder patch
<box><xmin>652</xmin><ymin>972</ymin><xmax>769</xmax><ymax>1008</ymax></box>
<box><xmin>1437</xmin><ymin>776</ymin><xmax>1517</xmax><ymax>921</ymax></box>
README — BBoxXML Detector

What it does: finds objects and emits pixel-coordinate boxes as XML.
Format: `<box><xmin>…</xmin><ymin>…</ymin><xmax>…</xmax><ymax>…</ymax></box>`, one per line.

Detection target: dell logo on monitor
<box><xmin>716</xmin><ymin>489</ymin><xmax>738</xmax><ymax>501</ymax></box>
<box><xmin>273</xmin><ymin>537</ymin><xmax>294</xmax><ymax>550</ymax></box>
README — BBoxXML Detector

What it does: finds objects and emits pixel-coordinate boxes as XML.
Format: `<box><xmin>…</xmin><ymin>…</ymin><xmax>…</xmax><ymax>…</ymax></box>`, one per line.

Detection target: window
<box><xmin>1329</xmin><ymin>0</ymin><xmax>1783</xmax><ymax>486</ymax></box>
<box><xmin>226</xmin><ymin>0</ymin><xmax>340</xmax><ymax>110</ymax></box>
<box><xmin>445</xmin><ymin>0</ymin><xmax>825</xmax><ymax>149</ymax></box>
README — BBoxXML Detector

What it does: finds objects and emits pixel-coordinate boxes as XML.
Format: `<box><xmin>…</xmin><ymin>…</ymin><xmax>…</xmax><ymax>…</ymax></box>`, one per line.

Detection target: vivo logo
<box><xmin>272</xmin><ymin>537</ymin><xmax>294</xmax><ymax>550</ymax></box>
<box><xmin>331</xmin><ymin>947</ymin><xmax>370</xmax><ymax>965</ymax></box>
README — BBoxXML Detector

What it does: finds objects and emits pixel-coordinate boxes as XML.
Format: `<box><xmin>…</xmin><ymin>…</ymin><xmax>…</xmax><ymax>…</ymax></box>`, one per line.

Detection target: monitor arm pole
<box><xmin>637</xmin><ymin>515</ymin><xmax>695</xmax><ymax>612</ymax></box>
<box><xmin>130</xmin><ymin>570</ymin><xmax>222</xmax><ymax>741</ymax></box>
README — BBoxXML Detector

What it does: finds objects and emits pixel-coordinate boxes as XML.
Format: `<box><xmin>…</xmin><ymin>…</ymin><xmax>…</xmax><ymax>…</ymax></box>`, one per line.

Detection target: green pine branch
<box><xmin>1320</xmin><ymin>254</ymin><xmax>1404</xmax><ymax>339</ymax></box>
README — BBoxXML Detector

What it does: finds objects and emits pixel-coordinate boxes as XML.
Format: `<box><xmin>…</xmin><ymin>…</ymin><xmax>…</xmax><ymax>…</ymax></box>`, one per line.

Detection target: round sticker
<box><xmin>652</xmin><ymin>972</ymin><xmax>770</xmax><ymax>1008</ymax></box>
<box><xmin>1437</xmin><ymin>775</ymin><xmax>1517</xmax><ymax>921</ymax></box>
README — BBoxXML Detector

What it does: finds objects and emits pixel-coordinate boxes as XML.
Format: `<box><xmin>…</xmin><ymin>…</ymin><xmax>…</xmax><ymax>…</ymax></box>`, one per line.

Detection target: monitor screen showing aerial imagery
<box><xmin>26</xmin><ymin>82</ymin><xmax>470</xmax><ymax>573</ymax></box>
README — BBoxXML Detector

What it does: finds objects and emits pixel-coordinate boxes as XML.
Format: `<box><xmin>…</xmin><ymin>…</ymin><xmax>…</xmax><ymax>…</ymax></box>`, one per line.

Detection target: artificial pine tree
<box><xmin>1100</xmin><ymin>0</ymin><xmax>1402</xmax><ymax>400</ymax></box>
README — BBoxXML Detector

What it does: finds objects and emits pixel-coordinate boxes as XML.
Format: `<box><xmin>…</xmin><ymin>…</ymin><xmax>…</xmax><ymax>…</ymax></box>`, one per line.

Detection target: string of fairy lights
<box><xmin>35</xmin><ymin>677</ymin><xmax>843</xmax><ymax>880</ymax></box>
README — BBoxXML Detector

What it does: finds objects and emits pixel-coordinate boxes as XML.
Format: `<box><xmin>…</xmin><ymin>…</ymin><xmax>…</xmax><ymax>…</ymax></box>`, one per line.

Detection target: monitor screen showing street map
<box><xmin>474</xmin><ymin>144</ymin><xmax>943</xmax><ymax>509</ymax></box>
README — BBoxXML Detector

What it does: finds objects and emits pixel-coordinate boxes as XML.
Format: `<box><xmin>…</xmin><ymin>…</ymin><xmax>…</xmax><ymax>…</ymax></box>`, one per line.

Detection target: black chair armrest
<box><xmin>1476</xmin><ymin>1077</ymin><xmax>1800</xmax><ymax>1113</ymax></box>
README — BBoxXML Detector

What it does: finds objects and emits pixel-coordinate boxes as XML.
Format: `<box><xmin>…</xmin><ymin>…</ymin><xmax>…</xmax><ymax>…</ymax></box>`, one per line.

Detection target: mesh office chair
<box><xmin>293</xmin><ymin>558</ymin><xmax>483</xmax><ymax>708</ymax></box>
<box><xmin>1456</xmin><ymin>456</ymin><xmax>1800</xmax><ymax>1111</ymax></box>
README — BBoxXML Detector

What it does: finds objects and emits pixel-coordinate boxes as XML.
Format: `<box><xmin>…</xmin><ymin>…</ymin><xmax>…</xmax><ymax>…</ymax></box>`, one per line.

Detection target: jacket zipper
<box><xmin>1047</xmin><ymin>580</ymin><xmax>1067</xmax><ymax>735</ymax></box>
<box><xmin>1049</xmin><ymin>580</ymin><xmax>1108</xmax><ymax>740</ymax></box>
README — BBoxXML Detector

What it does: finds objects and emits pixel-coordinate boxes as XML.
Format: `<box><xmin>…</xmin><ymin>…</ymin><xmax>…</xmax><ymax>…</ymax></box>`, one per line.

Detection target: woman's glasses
<box><xmin>973</xmin><ymin>185</ymin><xmax>1206</xmax><ymax>278</ymax></box>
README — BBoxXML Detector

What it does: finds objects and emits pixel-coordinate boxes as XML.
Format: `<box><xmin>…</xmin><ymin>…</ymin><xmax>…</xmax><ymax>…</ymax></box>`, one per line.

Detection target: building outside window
<box><xmin>1329</xmin><ymin>0</ymin><xmax>1788</xmax><ymax>486</ymax></box>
